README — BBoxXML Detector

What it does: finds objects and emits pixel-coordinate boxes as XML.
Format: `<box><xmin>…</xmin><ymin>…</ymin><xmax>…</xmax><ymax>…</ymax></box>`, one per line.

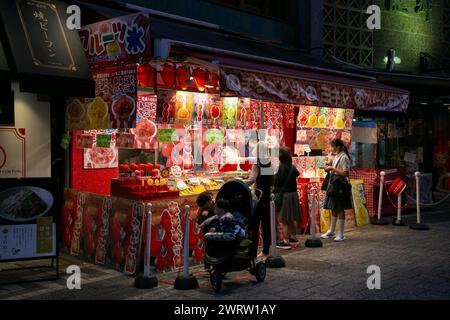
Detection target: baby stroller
<box><xmin>204</xmin><ymin>179</ymin><xmax>266</xmax><ymax>292</ymax></box>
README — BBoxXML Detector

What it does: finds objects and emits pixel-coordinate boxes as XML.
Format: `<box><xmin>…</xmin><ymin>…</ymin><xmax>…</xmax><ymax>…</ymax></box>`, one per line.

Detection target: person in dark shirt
<box><xmin>247</xmin><ymin>141</ymin><xmax>274</xmax><ymax>259</ymax></box>
<box><xmin>274</xmin><ymin>147</ymin><xmax>301</xmax><ymax>249</ymax></box>
<box><xmin>196</xmin><ymin>192</ymin><xmax>215</xmax><ymax>233</ymax></box>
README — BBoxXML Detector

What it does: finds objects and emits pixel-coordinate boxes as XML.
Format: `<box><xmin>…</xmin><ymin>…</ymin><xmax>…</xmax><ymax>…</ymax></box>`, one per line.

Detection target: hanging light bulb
<box><xmin>185</xmin><ymin>66</ymin><xmax>194</xmax><ymax>87</ymax></box>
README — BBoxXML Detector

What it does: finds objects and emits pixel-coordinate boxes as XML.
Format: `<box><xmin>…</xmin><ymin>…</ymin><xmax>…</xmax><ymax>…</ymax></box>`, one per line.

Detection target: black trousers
<box><xmin>250</xmin><ymin>199</ymin><xmax>271</xmax><ymax>257</ymax></box>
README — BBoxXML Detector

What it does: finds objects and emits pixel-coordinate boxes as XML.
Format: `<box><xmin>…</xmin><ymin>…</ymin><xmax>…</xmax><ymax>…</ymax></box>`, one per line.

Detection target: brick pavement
<box><xmin>1</xmin><ymin>204</ymin><xmax>450</xmax><ymax>300</ymax></box>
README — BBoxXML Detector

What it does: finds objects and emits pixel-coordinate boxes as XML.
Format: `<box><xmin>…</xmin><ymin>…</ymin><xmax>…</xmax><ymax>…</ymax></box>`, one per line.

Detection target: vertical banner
<box><xmin>108</xmin><ymin>197</ymin><xmax>144</xmax><ymax>275</ymax></box>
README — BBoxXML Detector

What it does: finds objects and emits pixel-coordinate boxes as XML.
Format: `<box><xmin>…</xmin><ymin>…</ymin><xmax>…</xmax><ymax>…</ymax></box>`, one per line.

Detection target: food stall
<box><xmin>60</xmin><ymin>12</ymin><xmax>412</xmax><ymax>275</ymax></box>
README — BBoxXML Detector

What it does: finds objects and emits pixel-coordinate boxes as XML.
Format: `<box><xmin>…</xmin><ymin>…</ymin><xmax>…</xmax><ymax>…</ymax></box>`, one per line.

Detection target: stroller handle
<box><xmin>253</xmin><ymin>188</ymin><xmax>263</xmax><ymax>201</ymax></box>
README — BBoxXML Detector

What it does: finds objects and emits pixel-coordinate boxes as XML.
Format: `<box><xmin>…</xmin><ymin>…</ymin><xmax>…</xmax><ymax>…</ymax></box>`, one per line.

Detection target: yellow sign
<box><xmin>350</xmin><ymin>179</ymin><xmax>370</xmax><ymax>227</ymax></box>
<box><xmin>36</xmin><ymin>217</ymin><xmax>53</xmax><ymax>254</ymax></box>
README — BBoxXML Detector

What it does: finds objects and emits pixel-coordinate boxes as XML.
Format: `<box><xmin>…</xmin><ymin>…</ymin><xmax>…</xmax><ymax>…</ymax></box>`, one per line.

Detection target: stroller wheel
<box><xmin>255</xmin><ymin>262</ymin><xmax>266</xmax><ymax>282</ymax></box>
<box><xmin>210</xmin><ymin>270</ymin><xmax>223</xmax><ymax>293</ymax></box>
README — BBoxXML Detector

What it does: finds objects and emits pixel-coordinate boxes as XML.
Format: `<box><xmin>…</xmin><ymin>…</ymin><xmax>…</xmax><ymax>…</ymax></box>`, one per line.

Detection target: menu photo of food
<box><xmin>156</xmin><ymin>90</ymin><xmax>176</xmax><ymax>124</ymax></box>
<box><xmin>344</xmin><ymin>109</ymin><xmax>354</xmax><ymax>130</ymax></box>
<box><xmin>66</xmin><ymin>98</ymin><xmax>88</xmax><ymax>131</ymax></box>
<box><xmin>334</xmin><ymin>108</ymin><xmax>345</xmax><ymax>130</ymax></box>
<box><xmin>84</xmin><ymin>131</ymin><xmax>118</xmax><ymax>169</ymax></box>
<box><xmin>317</xmin><ymin>107</ymin><xmax>328</xmax><ymax>128</ymax></box>
<box><xmin>297</xmin><ymin>106</ymin><xmax>309</xmax><ymax>128</ymax></box>
<box><xmin>307</xmin><ymin>106</ymin><xmax>320</xmax><ymax>128</ymax></box>
<box><xmin>174</xmin><ymin>91</ymin><xmax>194</xmax><ymax>126</ymax></box>
<box><xmin>0</xmin><ymin>186</ymin><xmax>53</xmax><ymax>223</ymax></box>
<box><xmin>221</xmin><ymin>97</ymin><xmax>238</xmax><ymax>127</ymax></box>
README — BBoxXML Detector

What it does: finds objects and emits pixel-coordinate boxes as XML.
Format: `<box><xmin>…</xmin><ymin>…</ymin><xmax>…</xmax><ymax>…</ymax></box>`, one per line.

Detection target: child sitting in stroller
<box><xmin>200</xmin><ymin>198</ymin><xmax>246</xmax><ymax>242</ymax></box>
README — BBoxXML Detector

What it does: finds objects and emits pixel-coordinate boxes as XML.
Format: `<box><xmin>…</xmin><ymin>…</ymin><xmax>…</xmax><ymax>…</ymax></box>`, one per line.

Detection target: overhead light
<box><xmin>185</xmin><ymin>66</ymin><xmax>194</xmax><ymax>87</ymax></box>
<box><xmin>420</xmin><ymin>102</ymin><xmax>428</xmax><ymax>105</ymax></box>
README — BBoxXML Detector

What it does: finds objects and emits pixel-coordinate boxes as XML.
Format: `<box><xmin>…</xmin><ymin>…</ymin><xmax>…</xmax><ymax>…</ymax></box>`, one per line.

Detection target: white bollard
<box><xmin>265</xmin><ymin>194</ymin><xmax>285</xmax><ymax>268</ymax></box>
<box><xmin>410</xmin><ymin>172</ymin><xmax>430</xmax><ymax>230</ymax></box>
<box><xmin>305</xmin><ymin>186</ymin><xmax>322</xmax><ymax>247</ymax></box>
<box><xmin>174</xmin><ymin>205</ymin><xmax>198</xmax><ymax>290</ymax></box>
<box><xmin>416</xmin><ymin>171</ymin><xmax>421</xmax><ymax>224</ymax></box>
<box><xmin>392</xmin><ymin>188</ymin><xmax>406</xmax><ymax>226</ymax></box>
<box><xmin>371</xmin><ymin>171</ymin><xmax>389</xmax><ymax>225</ymax></box>
<box><xmin>134</xmin><ymin>203</ymin><xmax>158</xmax><ymax>288</ymax></box>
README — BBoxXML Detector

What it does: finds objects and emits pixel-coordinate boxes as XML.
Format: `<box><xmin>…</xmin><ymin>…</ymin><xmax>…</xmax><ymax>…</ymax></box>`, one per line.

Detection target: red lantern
<box><xmin>137</xmin><ymin>65</ymin><xmax>153</xmax><ymax>87</ymax></box>
<box><xmin>161</xmin><ymin>64</ymin><xmax>176</xmax><ymax>88</ymax></box>
<box><xmin>193</xmin><ymin>68</ymin><xmax>206</xmax><ymax>92</ymax></box>
<box><xmin>176</xmin><ymin>67</ymin><xmax>187</xmax><ymax>90</ymax></box>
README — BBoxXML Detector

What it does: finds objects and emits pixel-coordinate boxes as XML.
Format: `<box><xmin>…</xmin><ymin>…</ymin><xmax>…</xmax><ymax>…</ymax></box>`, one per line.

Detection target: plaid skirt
<box><xmin>278</xmin><ymin>192</ymin><xmax>302</xmax><ymax>224</ymax></box>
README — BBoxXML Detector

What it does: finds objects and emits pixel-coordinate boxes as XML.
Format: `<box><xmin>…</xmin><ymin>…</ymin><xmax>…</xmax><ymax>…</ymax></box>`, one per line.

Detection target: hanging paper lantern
<box><xmin>137</xmin><ymin>64</ymin><xmax>153</xmax><ymax>87</ymax></box>
<box><xmin>161</xmin><ymin>64</ymin><xmax>176</xmax><ymax>88</ymax></box>
<box><xmin>176</xmin><ymin>66</ymin><xmax>187</xmax><ymax>90</ymax></box>
<box><xmin>193</xmin><ymin>68</ymin><xmax>207</xmax><ymax>92</ymax></box>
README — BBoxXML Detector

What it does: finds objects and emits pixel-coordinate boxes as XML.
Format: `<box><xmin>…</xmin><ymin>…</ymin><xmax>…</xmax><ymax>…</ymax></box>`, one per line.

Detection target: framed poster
<box><xmin>0</xmin><ymin>178</ymin><xmax>57</xmax><ymax>262</ymax></box>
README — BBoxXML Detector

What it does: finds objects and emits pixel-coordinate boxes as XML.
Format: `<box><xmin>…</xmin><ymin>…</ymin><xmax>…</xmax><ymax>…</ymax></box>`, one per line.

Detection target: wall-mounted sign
<box><xmin>0</xmin><ymin>0</ymin><xmax>93</xmax><ymax>96</ymax></box>
<box><xmin>79</xmin><ymin>13</ymin><xmax>151</xmax><ymax>68</ymax></box>
<box><xmin>220</xmin><ymin>67</ymin><xmax>410</xmax><ymax>112</ymax></box>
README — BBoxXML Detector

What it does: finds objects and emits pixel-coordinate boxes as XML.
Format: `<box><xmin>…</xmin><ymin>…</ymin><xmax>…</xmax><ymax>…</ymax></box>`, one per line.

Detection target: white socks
<box><xmin>338</xmin><ymin>218</ymin><xmax>345</xmax><ymax>238</ymax></box>
<box><xmin>330</xmin><ymin>215</ymin><xmax>337</xmax><ymax>234</ymax></box>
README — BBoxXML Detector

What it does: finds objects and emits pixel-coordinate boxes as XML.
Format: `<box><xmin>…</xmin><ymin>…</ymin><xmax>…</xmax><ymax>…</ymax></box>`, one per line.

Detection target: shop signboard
<box><xmin>0</xmin><ymin>178</ymin><xmax>57</xmax><ymax>262</ymax></box>
<box><xmin>221</xmin><ymin>67</ymin><xmax>410</xmax><ymax>112</ymax></box>
<box><xmin>79</xmin><ymin>13</ymin><xmax>151</xmax><ymax>68</ymax></box>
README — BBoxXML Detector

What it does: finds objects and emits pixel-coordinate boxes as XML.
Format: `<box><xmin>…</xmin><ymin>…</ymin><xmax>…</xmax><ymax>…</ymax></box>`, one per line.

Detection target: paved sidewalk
<box><xmin>1</xmin><ymin>205</ymin><xmax>450</xmax><ymax>300</ymax></box>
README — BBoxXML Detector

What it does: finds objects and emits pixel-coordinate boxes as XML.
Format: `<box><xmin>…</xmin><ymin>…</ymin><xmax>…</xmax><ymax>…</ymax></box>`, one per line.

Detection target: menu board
<box><xmin>0</xmin><ymin>178</ymin><xmax>56</xmax><ymax>262</ymax></box>
<box><xmin>66</xmin><ymin>65</ymin><xmax>137</xmax><ymax>130</ymax></box>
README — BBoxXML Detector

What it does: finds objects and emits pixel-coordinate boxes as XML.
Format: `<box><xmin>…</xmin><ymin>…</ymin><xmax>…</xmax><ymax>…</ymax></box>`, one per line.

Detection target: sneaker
<box><xmin>320</xmin><ymin>231</ymin><xmax>336</xmax><ymax>239</ymax></box>
<box><xmin>289</xmin><ymin>237</ymin><xmax>299</xmax><ymax>244</ymax></box>
<box><xmin>334</xmin><ymin>234</ymin><xmax>346</xmax><ymax>242</ymax></box>
<box><xmin>276</xmin><ymin>241</ymin><xmax>291</xmax><ymax>250</ymax></box>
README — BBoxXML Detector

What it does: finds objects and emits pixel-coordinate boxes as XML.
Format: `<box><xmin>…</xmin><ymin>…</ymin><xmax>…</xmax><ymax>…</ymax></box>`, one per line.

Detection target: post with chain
<box><xmin>174</xmin><ymin>205</ymin><xmax>198</xmax><ymax>290</ymax></box>
<box><xmin>410</xmin><ymin>172</ymin><xmax>430</xmax><ymax>230</ymax></box>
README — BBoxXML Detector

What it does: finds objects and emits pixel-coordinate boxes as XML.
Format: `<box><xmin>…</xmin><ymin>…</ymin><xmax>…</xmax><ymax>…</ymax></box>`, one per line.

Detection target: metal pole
<box><xmin>410</xmin><ymin>172</ymin><xmax>430</xmax><ymax>230</ymax></box>
<box><xmin>134</xmin><ymin>203</ymin><xmax>158</xmax><ymax>288</ymax></box>
<box><xmin>265</xmin><ymin>194</ymin><xmax>285</xmax><ymax>268</ymax></box>
<box><xmin>270</xmin><ymin>193</ymin><xmax>277</xmax><ymax>257</ymax></box>
<box><xmin>183</xmin><ymin>205</ymin><xmax>190</xmax><ymax>279</ymax></box>
<box><xmin>392</xmin><ymin>189</ymin><xmax>405</xmax><ymax>226</ymax></box>
<box><xmin>371</xmin><ymin>171</ymin><xmax>389</xmax><ymax>225</ymax></box>
<box><xmin>378</xmin><ymin>171</ymin><xmax>385</xmax><ymax>220</ymax></box>
<box><xmin>143</xmin><ymin>203</ymin><xmax>152</xmax><ymax>278</ymax></box>
<box><xmin>415</xmin><ymin>171</ymin><xmax>421</xmax><ymax>224</ymax></box>
<box><xmin>174</xmin><ymin>205</ymin><xmax>198</xmax><ymax>290</ymax></box>
<box><xmin>305</xmin><ymin>186</ymin><xmax>322</xmax><ymax>247</ymax></box>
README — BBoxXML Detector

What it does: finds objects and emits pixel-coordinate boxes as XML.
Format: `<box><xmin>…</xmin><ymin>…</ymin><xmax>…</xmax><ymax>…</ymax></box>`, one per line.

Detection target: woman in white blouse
<box><xmin>321</xmin><ymin>138</ymin><xmax>352</xmax><ymax>242</ymax></box>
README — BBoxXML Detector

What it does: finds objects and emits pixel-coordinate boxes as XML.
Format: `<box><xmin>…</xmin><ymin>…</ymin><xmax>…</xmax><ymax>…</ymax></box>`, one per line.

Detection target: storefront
<box><xmin>59</xmin><ymin>11</ymin><xmax>410</xmax><ymax>275</ymax></box>
<box><xmin>0</xmin><ymin>0</ymin><xmax>94</xmax><ymax>283</ymax></box>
